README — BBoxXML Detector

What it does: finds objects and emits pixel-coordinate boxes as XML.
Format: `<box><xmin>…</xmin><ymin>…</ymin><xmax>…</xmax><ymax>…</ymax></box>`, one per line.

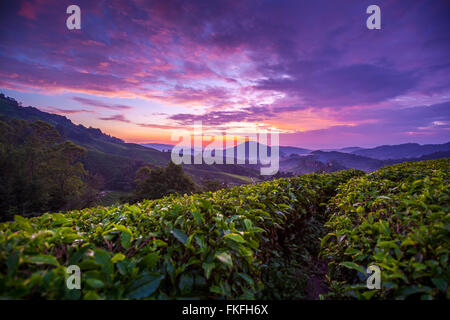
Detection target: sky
<box><xmin>0</xmin><ymin>0</ymin><xmax>449</xmax><ymax>149</ymax></box>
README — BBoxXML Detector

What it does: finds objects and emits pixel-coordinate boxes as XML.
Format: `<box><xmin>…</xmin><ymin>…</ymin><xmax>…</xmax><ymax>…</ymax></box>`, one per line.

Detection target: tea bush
<box><xmin>321</xmin><ymin>159</ymin><xmax>449</xmax><ymax>299</ymax></box>
<box><xmin>0</xmin><ymin>169</ymin><xmax>362</xmax><ymax>299</ymax></box>
<box><xmin>1</xmin><ymin>159</ymin><xmax>448</xmax><ymax>300</ymax></box>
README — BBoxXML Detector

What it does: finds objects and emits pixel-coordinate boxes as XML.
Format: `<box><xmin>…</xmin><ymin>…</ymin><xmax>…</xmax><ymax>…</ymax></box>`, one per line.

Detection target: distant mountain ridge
<box><xmin>0</xmin><ymin>94</ymin><xmax>261</xmax><ymax>188</ymax></box>
<box><xmin>0</xmin><ymin>94</ymin><xmax>171</xmax><ymax>190</ymax></box>
<box><xmin>310</xmin><ymin>150</ymin><xmax>384</xmax><ymax>172</ymax></box>
<box><xmin>141</xmin><ymin>143</ymin><xmax>174</xmax><ymax>152</ymax></box>
<box><xmin>350</xmin><ymin>142</ymin><xmax>450</xmax><ymax>160</ymax></box>
<box><xmin>2</xmin><ymin>93</ymin><xmax>449</xmax><ymax>187</ymax></box>
<box><xmin>143</xmin><ymin>140</ymin><xmax>450</xmax><ymax>162</ymax></box>
<box><xmin>142</xmin><ymin>141</ymin><xmax>311</xmax><ymax>157</ymax></box>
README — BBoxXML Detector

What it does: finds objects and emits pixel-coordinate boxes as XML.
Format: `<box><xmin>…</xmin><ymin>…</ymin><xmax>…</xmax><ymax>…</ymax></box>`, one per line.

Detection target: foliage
<box><xmin>0</xmin><ymin>93</ymin><xmax>169</xmax><ymax>191</ymax></box>
<box><xmin>0</xmin><ymin>159</ymin><xmax>448</xmax><ymax>300</ymax></box>
<box><xmin>320</xmin><ymin>159</ymin><xmax>449</xmax><ymax>299</ymax></box>
<box><xmin>0</xmin><ymin>94</ymin><xmax>264</xmax><ymax>190</ymax></box>
<box><xmin>132</xmin><ymin>161</ymin><xmax>197</xmax><ymax>202</ymax></box>
<box><xmin>0</xmin><ymin>118</ymin><xmax>97</xmax><ymax>221</ymax></box>
<box><xmin>0</xmin><ymin>169</ymin><xmax>362</xmax><ymax>299</ymax></box>
<box><xmin>97</xmin><ymin>191</ymin><xmax>132</xmax><ymax>207</ymax></box>
<box><xmin>202</xmin><ymin>179</ymin><xmax>226</xmax><ymax>192</ymax></box>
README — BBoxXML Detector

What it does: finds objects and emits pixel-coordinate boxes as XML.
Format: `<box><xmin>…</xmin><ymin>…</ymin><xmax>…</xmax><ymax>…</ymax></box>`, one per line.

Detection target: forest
<box><xmin>0</xmin><ymin>116</ymin><xmax>202</xmax><ymax>222</ymax></box>
<box><xmin>0</xmin><ymin>118</ymin><xmax>96</xmax><ymax>220</ymax></box>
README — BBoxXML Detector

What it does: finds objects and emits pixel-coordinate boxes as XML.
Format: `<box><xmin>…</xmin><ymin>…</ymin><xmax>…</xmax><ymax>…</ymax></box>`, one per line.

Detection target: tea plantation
<box><xmin>0</xmin><ymin>159</ymin><xmax>448</xmax><ymax>299</ymax></box>
<box><xmin>321</xmin><ymin>159</ymin><xmax>449</xmax><ymax>299</ymax></box>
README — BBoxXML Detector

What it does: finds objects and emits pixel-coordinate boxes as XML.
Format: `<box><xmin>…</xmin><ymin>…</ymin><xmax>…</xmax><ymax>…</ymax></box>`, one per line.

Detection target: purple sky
<box><xmin>0</xmin><ymin>0</ymin><xmax>449</xmax><ymax>148</ymax></box>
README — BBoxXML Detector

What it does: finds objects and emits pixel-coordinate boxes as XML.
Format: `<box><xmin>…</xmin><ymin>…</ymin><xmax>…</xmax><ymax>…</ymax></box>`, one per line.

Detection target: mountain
<box><xmin>281</xmin><ymin>148</ymin><xmax>450</xmax><ymax>175</ymax></box>
<box><xmin>279</xmin><ymin>151</ymin><xmax>384</xmax><ymax>174</ymax></box>
<box><xmin>338</xmin><ymin>146</ymin><xmax>365</xmax><ymax>153</ymax></box>
<box><xmin>279</xmin><ymin>154</ymin><xmax>347</xmax><ymax>174</ymax></box>
<box><xmin>351</xmin><ymin>142</ymin><xmax>450</xmax><ymax>160</ymax></box>
<box><xmin>0</xmin><ymin>95</ymin><xmax>168</xmax><ymax>162</ymax></box>
<box><xmin>222</xmin><ymin>141</ymin><xmax>311</xmax><ymax>162</ymax></box>
<box><xmin>310</xmin><ymin>150</ymin><xmax>384</xmax><ymax>172</ymax></box>
<box><xmin>141</xmin><ymin>143</ymin><xmax>174</xmax><ymax>152</ymax></box>
<box><xmin>413</xmin><ymin>150</ymin><xmax>450</xmax><ymax>161</ymax></box>
<box><xmin>2</xmin><ymin>93</ymin><xmax>449</xmax><ymax>188</ymax></box>
<box><xmin>279</xmin><ymin>146</ymin><xmax>312</xmax><ymax>157</ymax></box>
<box><xmin>222</xmin><ymin>142</ymin><xmax>385</xmax><ymax>173</ymax></box>
<box><xmin>0</xmin><ymin>94</ymin><xmax>171</xmax><ymax>190</ymax></box>
<box><xmin>154</xmin><ymin>139</ymin><xmax>449</xmax><ymax>176</ymax></box>
<box><xmin>381</xmin><ymin>150</ymin><xmax>450</xmax><ymax>166</ymax></box>
<box><xmin>0</xmin><ymin>94</ymin><xmax>261</xmax><ymax>188</ymax></box>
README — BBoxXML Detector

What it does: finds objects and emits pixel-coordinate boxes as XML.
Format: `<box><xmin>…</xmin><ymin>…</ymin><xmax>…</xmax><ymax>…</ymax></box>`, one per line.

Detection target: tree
<box><xmin>164</xmin><ymin>161</ymin><xmax>196</xmax><ymax>194</ymax></box>
<box><xmin>45</xmin><ymin>140</ymin><xmax>88</xmax><ymax>210</ymax></box>
<box><xmin>203</xmin><ymin>179</ymin><xmax>225</xmax><ymax>192</ymax></box>
<box><xmin>132</xmin><ymin>161</ymin><xmax>196</xmax><ymax>202</ymax></box>
<box><xmin>0</xmin><ymin>117</ymin><xmax>96</xmax><ymax>221</ymax></box>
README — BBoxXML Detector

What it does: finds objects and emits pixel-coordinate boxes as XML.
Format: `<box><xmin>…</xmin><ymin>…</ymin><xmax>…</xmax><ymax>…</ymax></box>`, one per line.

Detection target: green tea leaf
<box><xmin>111</xmin><ymin>253</ymin><xmax>126</xmax><ymax>263</ymax></box>
<box><xmin>224</xmin><ymin>233</ymin><xmax>245</xmax><ymax>243</ymax></box>
<box><xmin>171</xmin><ymin>229</ymin><xmax>188</xmax><ymax>246</ymax></box>
<box><xmin>127</xmin><ymin>274</ymin><xmax>164</xmax><ymax>299</ymax></box>
<box><xmin>202</xmin><ymin>262</ymin><xmax>215</xmax><ymax>279</ymax></box>
<box><xmin>27</xmin><ymin>255</ymin><xmax>59</xmax><ymax>266</ymax></box>
<box><xmin>86</xmin><ymin>278</ymin><xmax>105</xmax><ymax>289</ymax></box>
<box><xmin>215</xmin><ymin>252</ymin><xmax>233</xmax><ymax>268</ymax></box>
<box><xmin>339</xmin><ymin>261</ymin><xmax>366</xmax><ymax>275</ymax></box>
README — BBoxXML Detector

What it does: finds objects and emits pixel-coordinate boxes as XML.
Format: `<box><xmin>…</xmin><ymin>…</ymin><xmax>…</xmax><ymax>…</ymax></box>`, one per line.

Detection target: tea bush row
<box><xmin>0</xmin><ymin>169</ymin><xmax>362</xmax><ymax>299</ymax></box>
<box><xmin>320</xmin><ymin>159</ymin><xmax>449</xmax><ymax>299</ymax></box>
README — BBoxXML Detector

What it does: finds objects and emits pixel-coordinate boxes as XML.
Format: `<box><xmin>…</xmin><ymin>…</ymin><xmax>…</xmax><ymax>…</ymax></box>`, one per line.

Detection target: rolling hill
<box><xmin>2</xmin><ymin>93</ymin><xmax>449</xmax><ymax>188</ymax></box>
<box><xmin>0</xmin><ymin>94</ymin><xmax>261</xmax><ymax>188</ymax></box>
<box><xmin>350</xmin><ymin>142</ymin><xmax>450</xmax><ymax>160</ymax></box>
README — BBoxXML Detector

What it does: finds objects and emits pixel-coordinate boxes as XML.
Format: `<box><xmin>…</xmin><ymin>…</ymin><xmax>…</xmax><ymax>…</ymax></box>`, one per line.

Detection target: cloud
<box><xmin>1</xmin><ymin>0</ymin><xmax>449</xmax><ymax>147</ymax></box>
<box><xmin>72</xmin><ymin>97</ymin><xmax>133</xmax><ymax>110</ymax></box>
<box><xmin>17</xmin><ymin>1</ymin><xmax>39</xmax><ymax>20</ymax></box>
<box><xmin>256</xmin><ymin>64</ymin><xmax>419</xmax><ymax>107</ymax></box>
<box><xmin>168</xmin><ymin>105</ymin><xmax>274</xmax><ymax>126</ymax></box>
<box><xmin>137</xmin><ymin>123</ymin><xmax>182</xmax><ymax>130</ymax></box>
<box><xmin>97</xmin><ymin>114</ymin><xmax>180</xmax><ymax>129</ymax></box>
<box><xmin>167</xmin><ymin>103</ymin><xmax>309</xmax><ymax>126</ymax></box>
<box><xmin>280</xmin><ymin>101</ymin><xmax>450</xmax><ymax>148</ymax></box>
<box><xmin>98</xmin><ymin>114</ymin><xmax>131</xmax><ymax>123</ymax></box>
<box><xmin>39</xmin><ymin>106</ymin><xmax>94</xmax><ymax>114</ymax></box>
<box><xmin>146</xmin><ymin>86</ymin><xmax>232</xmax><ymax>107</ymax></box>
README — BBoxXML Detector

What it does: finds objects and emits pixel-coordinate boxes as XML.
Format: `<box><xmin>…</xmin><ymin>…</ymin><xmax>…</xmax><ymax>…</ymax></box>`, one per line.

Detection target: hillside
<box><xmin>278</xmin><ymin>151</ymin><xmax>384</xmax><ymax>174</ymax></box>
<box><xmin>279</xmin><ymin>154</ymin><xmax>347</xmax><ymax>174</ymax></box>
<box><xmin>141</xmin><ymin>143</ymin><xmax>174</xmax><ymax>152</ymax></box>
<box><xmin>0</xmin><ymin>94</ymin><xmax>260</xmax><ymax>188</ymax></box>
<box><xmin>0</xmin><ymin>94</ymin><xmax>169</xmax><ymax>190</ymax></box>
<box><xmin>0</xmin><ymin>95</ymin><xmax>168</xmax><ymax>164</ymax></box>
<box><xmin>2</xmin><ymin>93</ymin><xmax>449</xmax><ymax>188</ymax></box>
<box><xmin>279</xmin><ymin>149</ymin><xmax>450</xmax><ymax>174</ymax></box>
<box><xmin>310</xmin><ymin>150</ymin><xmax>385</xmax><ymax>172</ymax></box>
<box><xmin>0</xmin><ymin>159</ymin><xmax>447</xmax><ymax>299</ymax></box>
<box><xmin>144</xmin><ymin>142</ymin><xmax>312</xmax><ymax>159</ymax></box>
<box><xmin>351</xmin><ymin>142</ymin><xmax>450</xmax><ymax>160</ymax></box>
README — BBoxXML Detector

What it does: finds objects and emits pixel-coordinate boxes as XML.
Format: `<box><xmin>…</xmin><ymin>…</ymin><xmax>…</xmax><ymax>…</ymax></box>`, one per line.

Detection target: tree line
<box><xmin>0</xmin><ymin>118</ymin><xmax>100</xmax><ymax>221</ymax></box>
<box><xmin>0</xmin><ymin>117</ymin><xmax>223</xmax><ymax>221</ymax></box>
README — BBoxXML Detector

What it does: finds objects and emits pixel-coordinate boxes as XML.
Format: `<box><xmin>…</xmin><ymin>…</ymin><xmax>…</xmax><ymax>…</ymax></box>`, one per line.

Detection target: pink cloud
<box><xmin>98</xmin><ymin>114</ymin><xmax>131</xmax><ymax>123</ymax></box>
<box><xmin>39</xmin><ymin>106</ymin><xmax>94</xmax><ymax>115</ymax></box>
<box><xmin>18</xmin><ymin>1</ymin><xmax>37</xmax><ymax>20</ymax></box>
